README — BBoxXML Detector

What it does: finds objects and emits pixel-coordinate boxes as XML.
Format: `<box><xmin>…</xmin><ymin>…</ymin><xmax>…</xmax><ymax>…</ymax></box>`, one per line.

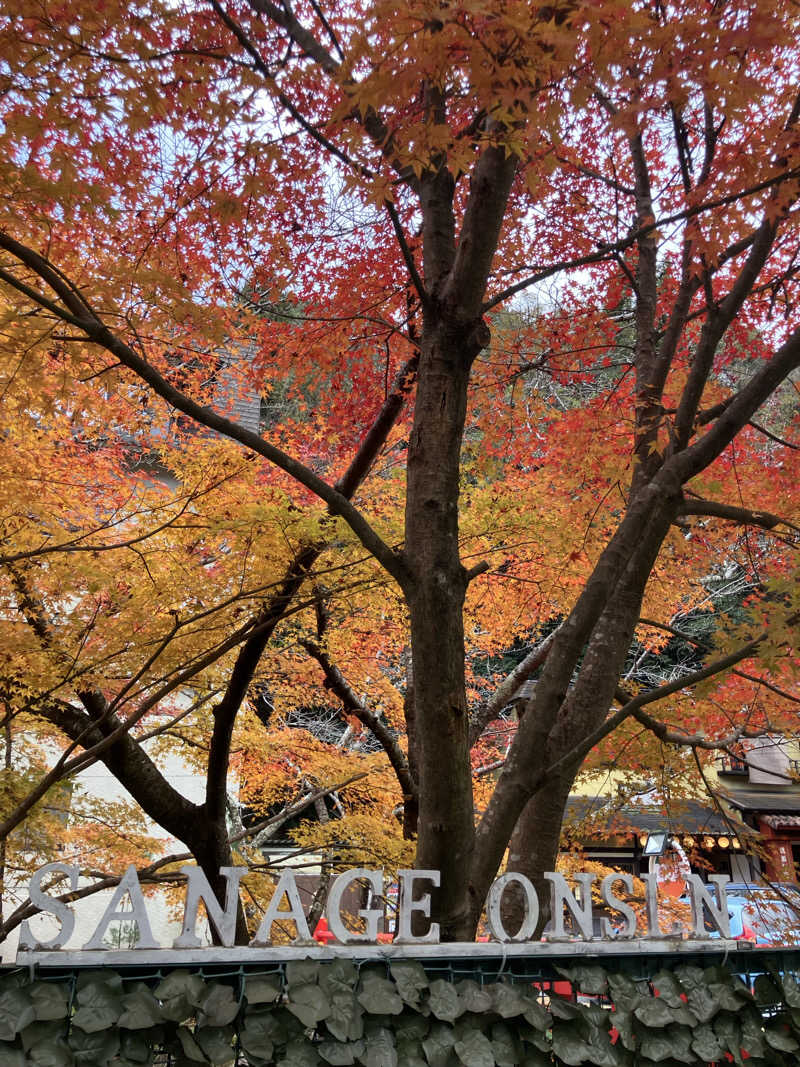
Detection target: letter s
<box><xmin>18</xmin><ymin>863</ymin><xmax>79</xmax><ymax>950</ymax></box>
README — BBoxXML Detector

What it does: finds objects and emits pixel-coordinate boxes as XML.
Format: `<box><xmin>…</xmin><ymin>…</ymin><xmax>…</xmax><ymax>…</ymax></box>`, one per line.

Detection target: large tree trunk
<box><xmin>505</xmin><ymin>774</ymin><xmax>575</xmax><ymax>937</ymax></box>
<box><xmin>192</xmin><ymin>822</ymin><xmax>250</xmax><ymax>945</ymax></box>
<box><xmin>468</xmin><ymin>486</ymin><xmax>682</xmax><ymax>933</ymax></box>
<box><xmin>404</xmin><ymin>316</ymin><xmax>481</xmax><ymax>941</ymax></box>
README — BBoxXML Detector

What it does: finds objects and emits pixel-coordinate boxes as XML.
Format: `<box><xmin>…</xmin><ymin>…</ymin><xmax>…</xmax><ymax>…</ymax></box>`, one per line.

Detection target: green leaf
<box><xmin>649</xmin><ymin>972</ymin><xmax>685</xmax><ymax>1007</ymax></box>
<box><xmin>649</xmin><ymin>1026</ymin><xmax>694</xmax><ymax>1064</ymax></box>
<box><xmin>555</xmin><ymin>964</ymin><xmax>608</xmax><ymax>996</ymax></box>
<box><xmin>607</xmin><ymin>973</ymin><xmax>642</xmax><ymax>1011</ymax></box>
<box><xmin>633</xmin><ymin>997</ymin><xmax>674</xmax><ymax>1028</ymax></box>
<box><xmin>245</xmin><ymin>976</ymin><xmax>282</xmax><ymax>1005</ymax></box>
<box><xmin>490</xmin><ymin>983</ymin><xmax>528</xmax><ymax>1020</ymax></box>
<box><xmin>739</xmin><ymin>1011</ymin><xmax>766</xmax><ymax>1058</ymax></box>
<box><xmin>287</xmin><ymin>984</ymin><xmax>331</xmax><ymax>1028</ymax></box>
<box><xmin>706</xmin><ymin>981</ymin><xmax>744</xmax><ymax>1012</ymax></box>
<box><xmin>240</xmin><ymin>1011</ymin><xmax>283</xmax><ymax>1060</ymax></box>
<box><xmin>389</xmin><ymin>962</ymin><xmax>428</xmax><ymax>1008</ymax></box>
<box><xmin>395</xmin><ymin>1012</ymin><xmax>428</xmax><ymax>1042</ymax></box>
<box><xmin>754</xmin><ymin>974</ymin><xmax>781</xmax><ymax>1005</ymax></box>
<box><xmin>765</xmin><ymin>1025</ymin><xmax>800</xmax><ymax>1052</ymax></box>
<box><xmin>520</xmin><ymin>991</ymin><xmax>550</xmax><ymax>1031</ymax></box>
<box><xmin>548</xmin><ymin>996</ymin><xmax>580</xmax><ymax>1021</ymax></box>
<box><xmin>583</xmin><ymin>1028</ymin><xmax>626</xmax><ymax>1067</ymax></box>
<box><xmin>520</xmin><ymin>1054</ymin><xmax>551</xmax><ymax>1067</ymax></box>
<box><xmin>286</xmin><ymin>962</ymin><xmax>321</xmax><ymax>988</ymax></box>
<box><xmin>423</xmin><ymin>1022</ymin><xmax>455</xmax><ymax>1067</ymax></box>
<box><xmin>609</xmin><ymin>1010</ymin><xmax>635</xmax><ymax>1052</ymax></box>
<box><xmin>71</xmin><ymin>982</ymin><xmax>122</xmax><ymax>1033</ymax></box>
<box><xmin>278</xmin><ymin>1037</ymin><xmax>321</xmax><ymax>1067</ymax></box>
<box><xmin>198</xmin><ymin>984</ymin><xmax>239</xmax><ymax>1028</ymax></box>
<box><xmin>0</xmin><ymin>1049</ymin><xmax>25</xmax><ymax>1067</ymax></box>
<box><xmin>357</xmin><ymin>975</ymin><xmax>403</xmax><ymax>1016</ymax></box>
<box><xmin>453</xmin><ymin>981</ymin><xmax>492</xmax><ymax>1015</ymax></box>
<box><xmin>551</xmin><ymin>1023</ymin><xmax>592</xmax><ymax>1065</ymax></box>
<box><xmin>318</xmin><ymin>1039</ymin><xmax>357</xmax><ymax>1065</ymax></box>
<box><xmin>427</xmin><ymin>981</ymin><xmax>462</xmax><ymax>1023</ymax></box>
<box><xmin>325</xmin><ymin>992</ymin><xmax>364</xmax><ymax>1042</ymax></box>
<box><xmin>176</xmin><ymin>1027</ymin><xmax>208</xmax><ymax>1063</ymax></box>
<box><xmin>490</xmin><ymin>1021</ymin><xmax>520</xmax><ymax>1066</ymax></box>
<box><xmin>713</xmin><ymin>1012</ymin><xmax>740</xmax><ymax>1055</ymax></box>
<box><xmin>156</xmin><ymin>972</ymin><xmax>206</xmax><ymax>1020</ymax></box>
<box><xmin>118</xmin><ymin>985</ymin><xmax>163</xmax><ymax>1029</ymax></box>
<box><xmin>120</xmin><ymin>1030</ymin><xmax>155</xmax><ymax>1064</ymax></box>
<box><xmin>672</xmin><ymin>966</ymin><xmax>704</xmax><ymax>991</ymax></box>
<box><xmin>30</xmin><ymin>983</ymin><xmax>69</xmax><ymax>1021</ymax></box>
<box><xmin>360</xmin><ymin>1026</ymin><xmax>398</xmax><ymax>1067</ymax></box>
<box><xmin>157</xmin><ymin>994</ymin><xmax>195</xmax><ymax>1024</ymax></box>
<box><xmin>454</xmin><ymin>1029</ymin><xmax>494</xmax><ymax>1067</ymax></box>
<box><xmin>637</xmin><ymin>1032</ymin><xmax>677</xmax><ymax>1062</ymax></box>
<box><xmin>28</xmin><ymin>1040</ymin><xmax>75</xmax><ymax>1067</ymax></box>
<box><xmin>687</xmin><ymin>985</ymin><xmax>719</xmax><ymax>1024</ymax></box>
<box><xmin>783</xmin><ymin>974</ymin><xmax>800</xmax><ymax>1009</ymax></box>
<box><xmin>21</xmin><ymin>1020</ymin><xmax>65</xmax><ymax>1052</ymax></box>
<box><xmin>195</xmin><ymin>1026</ymin><xmax>234</xmax><ymax>1065</ymax></box>
<box><xmin>691</xmin><ymin>1023</ymin><xmax>724</xmax><ymax>1062</ymax></box>
<box><xmin>395</xmin><ymin>1039</ymin><xmax>428</xmax><ymax>1067</ymax></box>
<box><xmin>76</xmin><ymin>972</ymin><xmax>122</xmax><ymax>994</ymax></box>
<box><xmin>0</xmin><ymin>988</ymin><xmax>35</xmax><ymax>1041</ymax></box>
<box><xmin>520</xmin><ymin>1027</ymin><xmax>551</xmax><ymax>1055</ymax></box>
<box><xmin>319</xmin><ymin>962</ymin><xmax>358</xmax><ymax>999</ymax></box>
<box><xmin>68</xmin><ymin>1026</ymin><xmax>120</xmax><ymax>1065</ymax></box>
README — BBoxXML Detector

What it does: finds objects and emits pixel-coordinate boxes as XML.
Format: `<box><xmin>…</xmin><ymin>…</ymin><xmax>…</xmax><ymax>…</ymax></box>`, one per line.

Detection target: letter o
<box><xmin>485</xmin><ymin>873</ymin><xmax>539</xmax><ymax>942</ymax></box>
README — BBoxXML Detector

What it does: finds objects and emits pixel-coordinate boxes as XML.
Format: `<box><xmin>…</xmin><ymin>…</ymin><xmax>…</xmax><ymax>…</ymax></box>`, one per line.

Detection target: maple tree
<box><xmin>1</xmin><ymin>0</ymin><xmax>799</xmax><ymax>945</ymax></box>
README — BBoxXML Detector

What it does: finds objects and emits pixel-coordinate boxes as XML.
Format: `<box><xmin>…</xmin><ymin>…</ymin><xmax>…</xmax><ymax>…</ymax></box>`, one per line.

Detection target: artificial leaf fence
<box><xmin>2</xmin><ymin>953</ymin><xmax>800</xmax><ymax>1066</ymax></box>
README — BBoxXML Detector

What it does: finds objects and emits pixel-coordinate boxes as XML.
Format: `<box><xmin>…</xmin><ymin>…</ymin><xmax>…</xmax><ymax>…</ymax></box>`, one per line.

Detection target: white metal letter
<box><xmin>249</xmin><ymin>869</ymin><xmax>311</xmax><ymax>945</ymax></box>
<box><xmin>485</xmin><ymin>872</ymin><xmax>539</xmax><ymax>942</ymax></box>
<box><xmin>326</xmin><ymin>868</ymin><xmax>384</xmax><ymax>943</ymax></box>
<box><xmin>641</xmin><ymin>873</ymin><xmax>661</xmax><ymax>937</ymax></box>
<box><xmin>600</xmin><ymin>873</ymin><xmax>637</xmax><ymax>938</ymax></box>
<box><xmin>395</xmin><ymin>869</ymin><xmax>440</xmax><ymax>943</ymax></box>
<box><xmin>174</xmin><ymin>866</ymin><xmax>247</xmax><ymax>949</ymax></box>
<box><xmin>544</xmin><ymin>872</ymin><xmax>596</xmax><ymax>940</ymax></box>
<box><xmin>687</xmin><ymin>874</ymin><xmax>730</xmax><ymax>938</ymax></box>
<box><xmin>19</xmin><ymin>863</ymin><xmax>79</xmax><ymax>951</ymax></box>
<box><xmin>83</xmin><ymin>865</ymin><xmax>159</xmax><ymax>950</ymax></box>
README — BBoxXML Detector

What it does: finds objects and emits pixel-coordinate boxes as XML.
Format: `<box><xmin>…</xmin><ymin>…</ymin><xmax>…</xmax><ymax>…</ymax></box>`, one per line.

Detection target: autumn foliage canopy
<box><xmin>0</xmin><ymin>0</ymin><xmax>798</xmax><ymax>942</ymax></box>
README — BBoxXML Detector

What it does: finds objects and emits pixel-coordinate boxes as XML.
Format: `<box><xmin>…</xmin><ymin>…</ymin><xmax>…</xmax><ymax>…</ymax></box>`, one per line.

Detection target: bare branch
<box><xmin>469</xmin><ymin>624</ymin><xmax>562</xmax><ymax>747</ymax></box>
<box><xmin>530</xmin><ymin>630</ymin><xmax>767</xmax><ymax>794</ymax></box>
<box><xmin>678</xmin><ymin>498</ymin><xmax>800</xmax><ymax>533</ymax></box>
<box><xmin>299</xmin><ymin>636</ymin><xmax>416</xmax><ymax>806</ymax></box>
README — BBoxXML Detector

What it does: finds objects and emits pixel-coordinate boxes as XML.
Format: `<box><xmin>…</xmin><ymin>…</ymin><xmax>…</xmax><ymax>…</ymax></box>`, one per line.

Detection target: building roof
<box><xmin>565</xmin><ymin>796</ymin><xmax>730</xmax><ymax>836</ymax></box>
<box><xmin>762</xmin><ymin>815</ymin><xmax>800</xmax><ymax>829</ymax></box>
<box><xmin>723</xmin><ymin>791</ymin><xmax>800</xmax><ymax>814</ymax></box>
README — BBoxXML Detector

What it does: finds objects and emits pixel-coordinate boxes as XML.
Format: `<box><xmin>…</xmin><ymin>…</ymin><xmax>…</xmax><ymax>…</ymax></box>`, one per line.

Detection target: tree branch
<box><xmin>532</xmin><ymin>630</ymin><xmax>767</xmax><ymax>792</ymax></box>
<box><xmin>298</xmin><ymin>636</ymin><xmax>416</xmax><ymax>805</ymax></box>
<box><xmin>384</xmin><ymin>199</ymin><xmax>428</xmax><ymax>307</ymax></box>
<box><xmin>482</xmin><ymin>166</ymin><xmax>800</xmax><ymax>312</ymax></box>
<box><xmin>0</xmin><ymin>232</ymin><xmax>408</xmax><ymax>586</ymax></box>
<box><xmin>1</xmin><ymin>771</ymin><xmax>368</xmax><ymax>943</ymax></box>
<box><xmin>205</xmin><ymin>547</ymin><xmax>317</xmax><ymax>821</ymax></box>
<box><xmin>673</xmin><ymin>324</ymin><xmax>800</xmax><ymax>482</ymax></box>
<box><xmin>678</xmin><ymin>498</ymin><xmax>799</xmax><ymax>533</ymax></box>
<box><xmin>468</xmin><ymin>624</ymin><xmax>561</xmax><ymax>747</ymax></box>
<box><xmin>749</xmin><ymin>420</ymin><xmax>800</xmax><ymax>451</ymax></box>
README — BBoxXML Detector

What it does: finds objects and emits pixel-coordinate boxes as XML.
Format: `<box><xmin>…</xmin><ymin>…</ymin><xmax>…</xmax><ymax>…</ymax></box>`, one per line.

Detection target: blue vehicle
<box><xmin>715</xmin><ymin>882</ymin><xmax>800</xmax><ymax>945</ymax></box>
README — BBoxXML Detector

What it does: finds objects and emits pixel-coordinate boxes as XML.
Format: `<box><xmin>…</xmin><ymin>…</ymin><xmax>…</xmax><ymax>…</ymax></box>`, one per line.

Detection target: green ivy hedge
<box><xmin>2</xmin><ymin>958</ymin><xmax>800</xmax><ymax>1067</ymax></box>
